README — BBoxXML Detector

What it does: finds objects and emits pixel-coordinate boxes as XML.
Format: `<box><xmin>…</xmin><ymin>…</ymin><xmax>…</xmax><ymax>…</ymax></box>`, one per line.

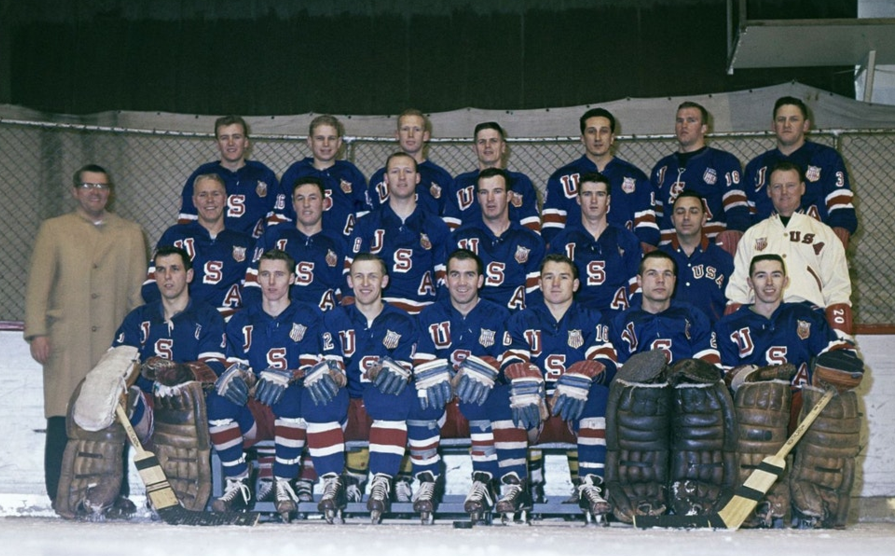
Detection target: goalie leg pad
<box><xmin>56</xmin><ymin>381</ymin><xmax>126</xmax><ymax>519</ymax></box>
<box><xmin>151</xmin><ymin>382</ymin><xmax>212</xmax><ymax>511</ymax></box>
<box><xmin>668</xmin><ymin>360</ymin><xmax>738</xmax><ymax>517</ymax></box>
<box><xmin>734</xmin><ymin>380</ymin><xmax>792</xmax><ymax>527</ymax></box>
<box><xmin>605</xmin><ymin>377</ymin><xmax>672</xmax><ymax>524</ymax></box>
<box><xmin>790</xmin><ymin>387</ymin><xmax>860</xmax><ymax>529</ymax></box>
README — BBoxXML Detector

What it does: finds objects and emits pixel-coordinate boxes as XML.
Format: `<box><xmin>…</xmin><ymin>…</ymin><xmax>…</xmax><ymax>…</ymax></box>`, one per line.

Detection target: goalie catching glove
<box><xmin>367</xmin><ymin>356</ymin><xmax>412</xmax><ymax>396</ymax></box>
<box><xmin>304</xmin><ymin>360</ymin><xmax>346</xmax><ymax>405</ymax></box>
<box><xmin>811</xmin><ymin>350</ymin><xmax>863</xmax><ymax>392</ymax></box>
<box><xmin>551</xmin><ymin>359</ymin><xmax>605</xmax><ymax>422</ymax></box>
<box><xmin>255</xmin><ymin>367</ymin><xmax>304</xmax><ymax>406</ymax></box>
<box><xmin>141</xmin><ymin>356</ymin><xmax>217</xmax><ymax>387</ymax></box>
<box><xmin>414</xmin><ymin>360</ymin><xmax>453</xmax><ymax>410</ymax></box>
<box><xmin>454</xmin><ymin>355</ymin><xmax>499</xmax><ymax>406</ymax></box>
<box><xmin>504</xmin><ymin>362</ymin><xmax>546</xmax><ymax>430</ymax></box>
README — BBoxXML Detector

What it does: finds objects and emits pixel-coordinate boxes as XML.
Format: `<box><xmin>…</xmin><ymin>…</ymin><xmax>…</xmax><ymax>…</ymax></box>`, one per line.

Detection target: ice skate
<box><xmin>367</xmin><ymin>473</ymin><xmax>392</xmax><ymax>524</ymax></box>
<box><xmin>578</xmin><ymin>475</ymin><xmax>610</xmax><ymax>526</ymax></box>
<box><xmin>495</xmin><ymin>472</ymin><xmax>531</xmax><ymax>525</ymax></box>
<box><xmin>274</xmin><ymin>477</ymin><xmax>299</xmax><ymax>522</ymax></box>
<box><xmin>318</xmin><ymin>473</ymin><xmax>347</xmax><ymax>524</ymax></box>
<box><xmin>412</xmin><ymin>472</ymin><xmax>438</xmax><ymax>525</ymax></box>
<box><xmin>213</xmin><ymin>476</ymin><xmax>252</xmax><ymax>512</ymax></box>
<box><xmin>464</xmin><ymin>471</ymin><xmax>496</xmax><ymax>524</ymax></box>
<box><xmin>254</xmin><ymin>478</ymin><xmax>275</xmax><ymax>504</ymax></box>
<box><xmin>295</xmin><ymin>479</ymin><xmax>314</xmax><ymax>503</ymax></box>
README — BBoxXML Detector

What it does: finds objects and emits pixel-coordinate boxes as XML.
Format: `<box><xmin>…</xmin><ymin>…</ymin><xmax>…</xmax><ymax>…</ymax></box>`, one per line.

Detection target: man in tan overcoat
<box><xmin>25</xmin><ymin>164</ymin><xmax>146</xmax><ymax>507</ymax></box>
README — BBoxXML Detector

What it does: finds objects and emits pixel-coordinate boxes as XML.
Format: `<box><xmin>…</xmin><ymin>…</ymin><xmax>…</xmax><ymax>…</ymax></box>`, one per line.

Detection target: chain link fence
<box><xmin>1</xmin><ymin>120</ymin><xmax>890</xmax><ymax>328</ymax></box>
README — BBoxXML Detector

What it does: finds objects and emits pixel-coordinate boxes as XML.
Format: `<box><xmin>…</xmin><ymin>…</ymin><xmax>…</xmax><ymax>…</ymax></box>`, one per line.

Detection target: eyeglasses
<box><xmin>77</xmin><ymin>183</ymin><xmax>111</xmax><ymax>190</ymax></box>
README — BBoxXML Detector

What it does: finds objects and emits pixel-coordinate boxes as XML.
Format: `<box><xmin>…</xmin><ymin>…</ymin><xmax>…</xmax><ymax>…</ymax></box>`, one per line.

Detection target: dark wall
<box><xmin>6</xmin><ymin>0</ymin><xmax>856</xmax><ymax>115</ymax></box>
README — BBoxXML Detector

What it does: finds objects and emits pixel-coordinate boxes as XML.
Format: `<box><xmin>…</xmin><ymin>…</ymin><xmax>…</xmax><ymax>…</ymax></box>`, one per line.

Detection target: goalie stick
<box><xmin>634</xmin><ymin>387</ymin><xmax>835</xmax><ymax>530</ymax></box>
<box><xmin>114</xmin><ymin>403</ymin><xmax>259</xmax><ymax>526</ymax></box>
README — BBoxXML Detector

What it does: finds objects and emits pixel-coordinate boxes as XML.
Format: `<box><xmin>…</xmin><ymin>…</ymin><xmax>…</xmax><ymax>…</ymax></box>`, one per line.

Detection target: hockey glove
<box><xmin>414</xmin><ymin>359</ymin><xmax>453</xmax><ymax>410</ymax></box>
<box><xmin>504</xmin><ymin>362</ymin><xmax>545</xmax><ymax>430</ymax></box>
<box><xmin>454</xmin><ymin>355</ymin><xmax>499</xmax><ymax>406</ymax></box>
<box><xmin>811</xmin><ymin>350</ymin><xmax>864</xmax><ymax>392</ymax></box>
<box><xmin>370</xmin><ymin>356</ymin><xmax>412</xmax><ymax>396</ymax></box>
<box><xmin>141</xmin><ymin>356</ymin><xmax>217</xmax><ymax>387</ymax></box>
<box><xmin>214</xmin><ymin>362</ymin><xmax>252</xmax><ymax>406</ymax></box>
<box><xmin>304</xmin><ymin>360</ymin><xmax>345</xmax><ymax>406</ymax></box>
<box><xmin>255</xmin><ymin>367</ymin><xmax>298</xmax><ymax>407</ymax></box>
<box><xmin>551</xmin><ymin>360</ymin><xmax>604</xmax><ymax>422</ymax></box>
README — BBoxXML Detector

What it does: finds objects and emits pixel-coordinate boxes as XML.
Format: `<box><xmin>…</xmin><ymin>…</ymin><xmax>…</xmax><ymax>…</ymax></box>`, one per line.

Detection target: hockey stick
<box><xmin>115</xmin><ymin>403</ymin><xmax>259</xmax><ymax>526</ymax></box>
<box><xmin>634</xmin><ymin>387</ymin><xmax>835</xmax><ymax>530</ymax></box>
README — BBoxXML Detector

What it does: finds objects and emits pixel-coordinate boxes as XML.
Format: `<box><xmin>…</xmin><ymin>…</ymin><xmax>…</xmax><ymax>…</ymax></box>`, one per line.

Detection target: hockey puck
<box><xmin>453</xmin><ymin>520</ymin><xmax>474</xmax><ymax>529</ymax></box>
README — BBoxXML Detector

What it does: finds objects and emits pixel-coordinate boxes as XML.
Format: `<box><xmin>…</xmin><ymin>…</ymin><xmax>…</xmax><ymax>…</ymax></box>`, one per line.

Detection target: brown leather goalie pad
<box><xmin>605</xmin><ymin>350</ymin><xmax>671</xmax><ymax>523</ymax></box>
<box><xmin>56</xmin><ymin>380</ymin><xmax>125</xmax><ymax>519</ymax></box>
<box><xmin>668</xmin><ymin>358</ymin><xmax>738</xmax><ymax>517</ymax></box>
<box><xmin>790</xmin><ymin>386</ymin><xmax>860</xmax><ymax>528</ymax></box>
<box><xmin>151</xmin><ymin>382</ymin><xmax>212</xmax><ymax>511</ymax></box>
<box><xmin>734</xmin><ymin>377</ymin><xmax>793</xmax><ymax>528</ymax></box>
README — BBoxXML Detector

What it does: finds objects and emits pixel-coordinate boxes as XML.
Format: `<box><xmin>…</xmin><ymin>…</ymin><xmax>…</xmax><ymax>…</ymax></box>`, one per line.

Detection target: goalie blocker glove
<box><xmin>504</xmin><ymin>362</ymin><xmax>545</xmax><ymax>430</ymax></box>
<box><xmin>256</xmin><ymin>367</ymin><xmax>303</xmax><ymax>407</ymax></box>
<box><xmin>454</xmin><ymin>355</ymin><xmax>500</xmax><ymax>406</ymax></box>
<box><xmin>141</xmin><ymin>356</ymin><xmax>218</xmax><ymax>387</ymax></box>
<box><xmin>214</xmin><ymin>363</ymin><xmax>253</xmax><ymax>406</ymax></box>
<box><xmin>304</xmin><ymin>360</ymin><xmax>346</xmax><ymax>406</ymax></box>
<box><xmin>414</xmin><ymin>359</ymin><xmax>453</xmax><ymax>410</ymax></box>
<box><xmin>370</xmin><ymin>356</ymin><xmax>412</xmax><ymax>396</ymax></box>
<box><xmin>551</xmin><ymin>359</ymin><xmax>605</xmax><ymax>422</ymax></box>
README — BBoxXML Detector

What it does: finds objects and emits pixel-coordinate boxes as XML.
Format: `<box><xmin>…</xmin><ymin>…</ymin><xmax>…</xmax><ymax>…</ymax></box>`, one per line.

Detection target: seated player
<box><xmin>145</xmin><ymin>173</ymin><xmax>254</xmax><ymax>320</ymax></box>
<box><xmin>443</xmin><ymin>121</ymin><xmax>540</xmax><ymax>233</ymax></box>
<box><xmin>547</xmin><ymin>171</ymin><xmax>642</xmax><ymax>312</ymax></box>
<box><xmin>657</xmin><ymin>190</ymin><xmax>733</xmax><ymax>324</ymax></box>
<box><xmin>492</xmin><ymin>254</ymin><xmax>618</xmax><ymax>524</ymax></box>
<box><xmin>414</xmin><ymin>248</ymin><xmax>511</xmax><ymax>522</ymax></box>
<box><xmin>450</xmin><ymin>167</ymin><xmax>545</xmax><ymax>313</ymax></box>
<box><xmin>715</xmin><ymin>253</ymin><xmax>862</xmax><ymax>529</ymax></box>
<box><xmin>320</xmin><ymin>253</ymin><xmax>419</xmax><ymax>524</ymax></box>
<box><xmin>208</xmin><ymin>249</ymin><xmax>327</xmax><ymax>522</ymax></box>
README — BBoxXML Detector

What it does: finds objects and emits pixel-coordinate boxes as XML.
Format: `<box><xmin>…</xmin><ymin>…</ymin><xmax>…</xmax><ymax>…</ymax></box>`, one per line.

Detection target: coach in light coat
<box><xmin>24</xmin><ymin>164</ymin><xmax>146</xmax><ymax>503</ymax></box>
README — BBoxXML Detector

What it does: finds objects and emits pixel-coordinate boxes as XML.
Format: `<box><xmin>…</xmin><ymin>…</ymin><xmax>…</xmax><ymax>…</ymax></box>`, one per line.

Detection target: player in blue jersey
<box><xmin>492</xmin><ymin>254</ymin><xmax>618</xmax><ymax>524</ymax></box>
<box><xmin>206</xmin><ymin>249</ymin><xmax>327</xmax><ymax>520</ymax></box>
<box><xmin>179</xmin><ymin>115</ymin><xmax>280</xmax><ymax>238</ymax></box>
<box><xmin>450</xmin><ymin>168</ymin><xmax>545</xmax><ymax>313</ymax></box>
<box><xmin>366</xmin><ymin>109</ymin><xmax>453</xmax><ymax>216</ymax></box>
<box><xmin>650</xmin><ymin>102</ymin><xmax>749</xmax><ymax>247</ymax></box>
<box><xmin>443</xmin><ymin>122</ymin><xmax>540</xmax><ymax>233</ymax></box>
<box><xmin>112</xmin><ymin>246</ymin><xmax>227</xmax><ymax>514</ymax></box>
<box><xmin>547</xmin><ymin>172</ymin><xmax>642</xmax><ymax>313</ymax></box>
<box><xmin>715</xmin><ymin>253</ymin><xmax>861</xmax><ymax>529</ymax></box>
<box><xmin>543</xmin><ymin>108</ymin><xmax>658</xmax><ymax>250</ymax></box>
<box><xmin>657</xmin><ymin>190</ymin><xmax>733</xmax><ymax>324</ymax></box>
<box><xmin>744</xmin><ymin>96</ymin><xmax>857</xmax><ymax>248</ymax></box>
<box><xmin>244</xmin><ymin>176</ymin><xmax>348</xmax><ymax>312</ymax></box>
<box><xmin>278</xmin><ymin>115</ymin><xmax>368</xmax><ymax>239</ymax></box>
<box><xmin>610</xmin><ymin>250</ymin><xmax>720</xmax><ymax>366</ymax></box>
<box><xmin>320</xmin><ymin>253</ymin><xmax>419</xmax><ymax>523</ymax></box>
<box><xmin>414</xmin><ymin>249</ymin><xmax>510</xmax><ymax>521</ymax></box>
<box><xmin>716</xmin><ymin>253</ymin><xmax>854</xmax><ymax>386</ymax></box>
<box><xmin>348</xmin><ymin>152</ymin><xmax>451</xmax><ymax>315</ymax></box>
<box><xmin>145</xmin><ymin>174</ymin><xmax>254</xmax><ymax>320</ymax></box>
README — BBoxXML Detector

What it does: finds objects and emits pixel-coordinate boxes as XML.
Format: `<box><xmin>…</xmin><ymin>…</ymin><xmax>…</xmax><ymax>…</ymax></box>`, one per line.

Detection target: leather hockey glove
<box><xmin>370</xmin><ymin>356</ymin><xmax>412</xmax><ymax>396</ymax></box>
<box><xmin>304</xmin><ymin>360</ymin><xmax>346</xmax><ymax>406</ymax></box>
<box><xmin>255</xmin><ymin>367</ymin><xmax>302</xmax><ymax>407</ymax></box>
<box><xmin>551</xmin><ymin>359</ymin><xmax>605</xmax><ymax>422</ymax></box>
<box><xmin>811</xmin><ymin>350</ymin><xmax>864</xmax><ymax>392</ymax></box>
<box><xmin>141</xmin><ymin>356</ymin><xmax>217</xmax><ymax>387</ymax></box>
<box><xmin>214</xmin><ymin>362</ymin><xmax>253</xmax><ymax>406</ymax></box>
<box><xmin>414</xmin><ymin>359</ymin><xmax>453</xmax><ymax>410</ymax></box>
<box><xmin>454</xmin><ymin>355</ymin><xmax>499</xmax><ymax>406</ymax></box>
<box><xmin>504</xmin><ymin>361</ymin><xmax>545</xmax><ymax>430</ymax></box>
